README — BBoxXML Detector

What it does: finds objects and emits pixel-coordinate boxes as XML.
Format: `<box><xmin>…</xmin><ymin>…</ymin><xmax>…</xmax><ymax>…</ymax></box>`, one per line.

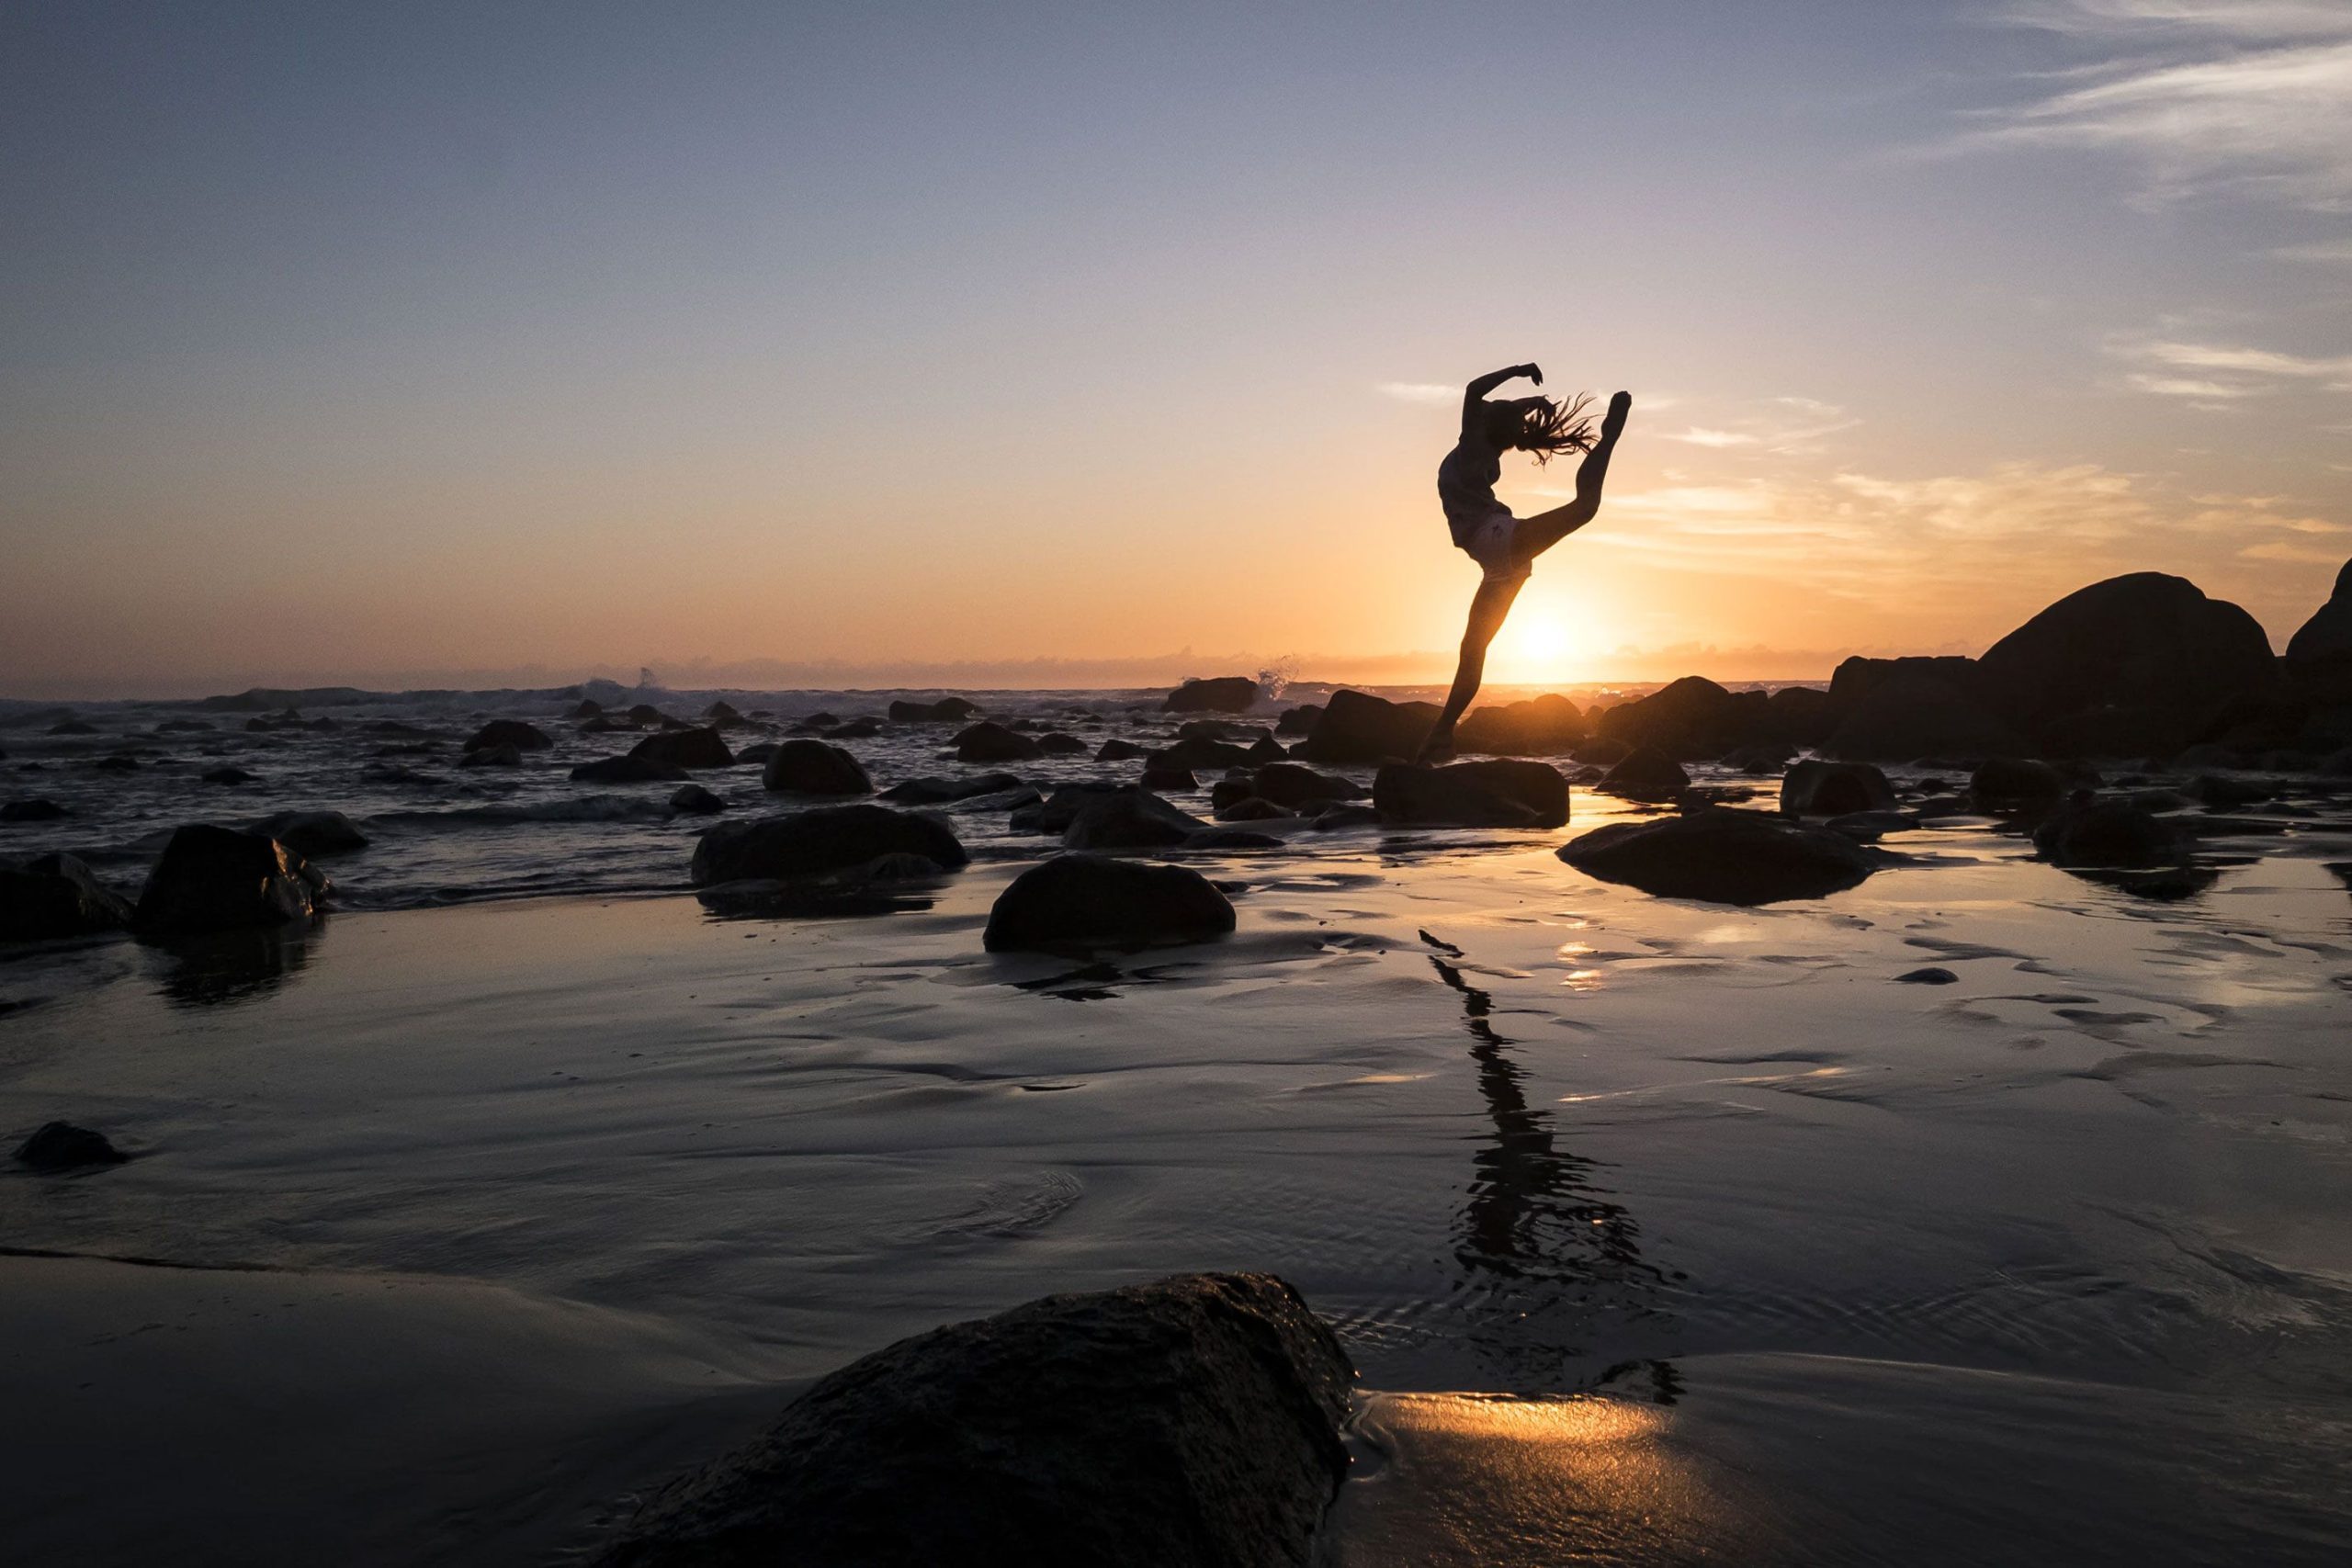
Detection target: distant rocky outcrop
<box><xmin>1374</xmin><ymin>760</ymin><xmax>1569</xmax><ymax>827</ymax></box>
<box><xmin>984</xmin><ymin>856</ymin><xmax>1239</xmax><ymax>953</ymax></box>
<box><xmin>1160</xmin><ymin>676</ymin><xmax>1260</xmax><ymax>714</ymax></box>
<box><xmin>1</xmin><ymin>853</ymin><xmax>135</xmax><ymax>942</ymax></box>
<box><xmin>688</xmin><ymin>806</ymin><xmax>968</xmax><ymax>887</ymax></box>
<box><xmin>761</xmin><ymin>739</ymin><xmax>874</xmax><ymax>796</ymax></box>
<box><xmin>1453</xmin><ymin>694</ymin><xmax>1586</xmax><ymax>756</ymax></box>
<box><xmin>1297</xmin><ymin>689</ymin><xmax>1440</xmax><ymax>764</ymax></box>
<box><xmin>1558</xmin><ymin>808</ymin><xmax>1880</xmax><ymax>906</ymax></box>
<box><xmin>888</xmin><ymin>696</ymin><xmax>983</xmax><ymax>723</ymax></box>
<box><xmin>629</xmin><ymin>728</ymin><xmax>735</xmax><ymax>771</ymax></box>
<box><xmin>134</xmin><ymin>825</ymin><xmax>328</xmax><ymax>934</ymax></box>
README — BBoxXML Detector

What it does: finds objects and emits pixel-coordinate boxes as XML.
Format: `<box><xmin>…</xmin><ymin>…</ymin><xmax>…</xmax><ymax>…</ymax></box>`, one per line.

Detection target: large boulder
<box><xmin>2031</xmin><ymin>795</ymin><xmax>2186</xmax><ymax>868</ymax></box>
<box><xmin>888</xmin><ymin>696</ymin><xmax>982</xmax><ymax>723</ymax></box>
<box><xmin>878</xmin><ymin>772</ymin><xmax>1024</xmax><ymax>805</ymax></box>
<box><xmin>1593</xmin><ymin>677</ymin><xmax>1765</xmax><ymax>761</ymax></box>
<box><xmin>1</xmin><ymin>853</ymin><xmax>135</xmax><ymax>942</ymax></box>
<box><xmin>629</xmin><ymin>728</ymin><xmax>734</xmax><ymax>771</ymax></box>
<box><xmin>1821</xmin><ymin>674</ymin><xmax>2024</xmax><ymax>761</ymax></box>
<box><xmin>1151</xmin><ymin>737</ymin><xmax>1257</xmax><ymax>772</ymax></box>
<box><xmin>571</xmin><ymin>754</ymin><xmax>690</xmax><ymax>784</ymax></box>
<box><xmin>1594</xmin><ymin>748</ymin><xmax>1688</xmax><ymax>802</ymax></box>
<box><xmin>1763</xmin><ymin>684</ymin><xmax>1835</xmax><ymax>746</ymax></box>
<box><xmin>1374</xmin><ymin>760</ymin><xmax>1569</xmax><ymax>828</ymax></box>
<box><xmin>464</xmin><ymin>719</ymin><xmax>551</xmax><ymax>752</ymax></box>
<box><xmin>1095</xmin><ymin>739</ymin><xmax>1150</xmax><ymax>762</ymax></box>
<box><xmin>1297</xmin><ymin>689</ymin><xmax>1441</xmax><ymax>765</ymax></box>
<box><xmin>1063</xmin><ymin>789</ymin><xmax>1209</xmax><ymax>850</ymax></box>
<box><xmin>1826</xmin><ymin>655</ymin><xmax>1982</xmax><ymax>715</ymax></box>
<box><xmin>2286</xmin><ymin>558</ymin><xmax>2352</xmax><ymax>663</ymax></box>
<box><xmin>1779</xmin><ymin>761</ymin><xmax>1894</xmax><ymax>818</ymax></box>
<box><xmin>592</xmin><ymin>1273</ymin><xmax>1345</xmax><ymax>1567</ymax></box>
<box><xmin>244</xmin><ymin>810</ymin><xmax>369</xmax><ymax>858</ymax></box>
<box><xmin>1558</xmin><ymin>808</ymin><xmax>1880</xmax><ymax>906</ymax></box>
<box><xmin>1242</xmin><ymin>762</ymin><xmax>1363</xmax><ymax>810</ymax></box>
<box><xmin>984</xmin><ymin>855</ymin><xmax>1238</xmax><ymax>952</ymax></box>
<box><xmin>1970</xmin><ymin>757</ymin><xmax>2068</xmax><ymax>812</ymax></box>
<box><xmin>1160</xmin><ymin>676</ymin><xmax>1259</xmax><ymax>714</ymax></box>
<box><xmin>689</xmin><ymin>807</ymin><xmax>968</xmax><ymax>886</ymax></box>
<box><xmin>133</xmin><ymin>825</ymin><xmax>327</xmax><ymax>934</ymax></box>
<box><xmin>762</xmin><ymin>739</ymin><xmax>874</xmax><ymax>795</ymax></box>
<box><xmin>1274</xmin><ymin>705</ymin><xmax>1323</xmax><ymax>736</ymax></box>
<box><xmin>1453</xmin><ymin>694</ymin><xmax>1586</xmax><ymax>756</ymax></box>
<box><xmin>1975</xmin><ymin>573</ymin><xmax>2280</xmax><ymax>755</ymax></box>
<box><xmin>954</xmin><ymin>721</ymin><xmax>1044</xmax><ymax>763</ymax></box>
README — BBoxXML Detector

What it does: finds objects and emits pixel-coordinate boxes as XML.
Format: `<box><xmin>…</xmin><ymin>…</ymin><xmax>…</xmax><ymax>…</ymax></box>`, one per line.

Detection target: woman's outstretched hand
<box><xmin>1522</xmin><ymin>362</ymin><xmax>1544</xmax><ymax>386</ymax></box>
<box><xmin>1602</xmin><ymin>389</ymin><xmax>1631</xmax><ymax>439</ymax></box>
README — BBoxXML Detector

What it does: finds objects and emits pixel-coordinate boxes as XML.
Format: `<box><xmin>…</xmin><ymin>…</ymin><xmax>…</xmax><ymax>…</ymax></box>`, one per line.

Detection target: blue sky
<box><xmin>4</xmin><ymin>1</ymin><xmax>2347</xmax><ymax>694</ymax></box>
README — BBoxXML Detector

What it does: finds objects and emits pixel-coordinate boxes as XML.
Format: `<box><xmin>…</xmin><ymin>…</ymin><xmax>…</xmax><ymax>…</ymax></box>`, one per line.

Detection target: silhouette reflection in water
<box><xmin>1425</xmin><ymin>933</ymin><xmax>1680</xmax><ymax>1395</ymax></box>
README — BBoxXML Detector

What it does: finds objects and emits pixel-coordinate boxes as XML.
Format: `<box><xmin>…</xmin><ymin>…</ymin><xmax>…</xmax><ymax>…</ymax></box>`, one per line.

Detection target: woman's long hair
<box><xmin>1492</xmin><ymin>393</ymin><xmax>1597</xmax><ymax>464</ymax></box>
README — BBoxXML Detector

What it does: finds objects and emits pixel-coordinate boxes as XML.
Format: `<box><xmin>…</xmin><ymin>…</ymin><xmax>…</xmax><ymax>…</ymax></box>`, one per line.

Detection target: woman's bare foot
<box><xmin>1414</xmin><ymin>724</ymin><xmax>1456</xmax><ymax>765</ymax></box>
<box><xmin>1601</xmin><ymin>389</ymin><xmax>1632</xmax><ymax>441</ymax></box>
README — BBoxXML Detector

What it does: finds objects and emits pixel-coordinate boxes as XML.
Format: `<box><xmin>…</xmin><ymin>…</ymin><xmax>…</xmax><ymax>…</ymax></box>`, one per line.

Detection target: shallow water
<box><xmin>6</xmin><ymin>685</ymin><xmax>2352</xmax><ymax>1562</ymax></box>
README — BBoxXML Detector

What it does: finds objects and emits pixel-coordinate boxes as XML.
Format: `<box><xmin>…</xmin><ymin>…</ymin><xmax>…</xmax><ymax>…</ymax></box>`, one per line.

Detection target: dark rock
<box><xmin>1573</xmin><ymin>738</ymin><xmax>1631</xmax><ymax>766</ymax></box>
<box><xmin>626</xmin><ymin>705</ymin><xmax>673</xmax><ymax>726</ymax></box>
<box><xmin>2031</xmin><ymin>795</ymin><xmax>2186</xmax><ymax>868</ymax></box>
<box><xmin>15</xmin><ymin>1121</ymin><xmax>130</xmax><ymax>1171</ymax></box>
<box><xmin>1977</xmin><ymin>573</ymin><xmax>2280</xmax><ymax>755</ymax></box>
<box><xmin>49</xmin><ymin>719</ymin><xmax>99</xmax><ymax>736</ymax></box>
<box><xmin>569</xmin><ymin>699</ymin><xmax>604</xmax><ymax>718</ymax></box>
<box><xmin>762</xmin><ymin>739</ymin><xmax>874</xmax><ymax>796</ymax></box>
<box><xmin>1012</xmin><ymin>782</ymin><xmax>1128</xmax><ymax>835</ymax></box>
<box><xmin>2190</xmin><ymin>773</ymin><xmax>2274</xmax><ymax>809</ymax></box>
<box><xmin>1723</xmin><ymin>742</ymin><xmax>1796</xmax><ymax>773</ymax></box>
<box><xmin>1185</xmin><ymin>827</ymin><xmax>1284</xmax><ymax>850</ymax></box>
<box><xmin>1</xmin><ymin>853</ymin><xmax>135</xmax><ymax>941</ymax></box>
<box><xmin>1763</xmin><ymin>685</ymin><xmax>1835</xmax><ymax>745</ymax></box>
<box><xmin>1035</xmin><ymin>731</ymin><xmax>1089</xmax><ymax>755</ymax></box>
<box><xmin>1558</xmin><ymin>808</ymin><xmax>1880</xmax><ymax>905</ymax></box>
<box><xmin>689</xmin><ymin>806</ymin><xmax>969</xmax><ymax>886</ymax></box>
<box><xmin>1595</xmin><ymin>748</ymin><xmax>1689</xmax><ymax>802</ymax></box>
<box><xmin>671</xmin><ymin>784</ymin><xmax>726</xmax><ymax>815</ymax></box>
<box><xmin>629</xmin><ymin>728</ymin><xmax>735</xmax><ymax>771</ymax></box>
<box><xmin>1826</xmin><ymin>656</ymin><xmax>1982</xmax><ymax>714</ymax></box>
<box><xmin>1153</xmin><ymin>737</ymin><xmax>1257</xmax><ymax>772</ymax></box>
<box><xmin>134</xmin><ymin>825</ymin><xmax>327</xmax><ymax>934</ymax></box>
<box><xmin>465</xmin><ymin>719</ymin><xmax>551</xmax><ymax>752</ymax></box>
<box><xmin>1139</xmin><ymin>764</ymin><xmax>1196</xmax><ymax>792</ymax></box>
<box><xmin>1297</xmin><ymin>689</ymin><xmax>1441</xmax><ymax>765</ymax></box>
<box><xmin>1895</xmin><ymin>966</ymin><xmax>1959</xmax><ymax>985</ymax></box>
<box><xmin>200</xmin><ymin>766</ymin><xmax>257</xmax><ymax>785</ymax></box>
<box><xmin>1245</xmin><ymin>762</ymin><xmax>1363</xmax><ymax>809</ymax></box>
<box><xmin>1309</xmin><ymin>803</ymin><xmax>1382</xmax><ymax>830</ymax></box>
<box><xmin>1780</xmin><ymin>760</ymin><xmax>1894</xmax><ymax>818</ymax></box>
<box><xmin>1095</xmin><ymin>739</ymin><xmax>1149</xmax><ymax>761</ymax></box>
<box><xmin>1374</xmin><ymin>760</ymin><xmax>1570</xmax><ymax>828</ymax></box>
<box><xmin>245</xmin><ymin>810</ymin><xmax>368</xmax><ymax>858</ymax></box>
<box><xmin>1824</xmin><ymin>809</ymin><xmax>1912</xmax><ymax>840</ymax></box>
<box><xmin>459</xmin><ymin>742</ymin><xmax>524</xmax><ymax>768</ymax></box>
<box><xmin>1453</xmin><ymin>693</ymin><xmax>1586</xmax><ymax>755</ymax></box>
<box><xmin>1159</xmin><ymin>676</ymin><xmax>1260</xmax><ymax>714</ymax></box>
<box><xmin>1063</xmin><ymin>789</ymin><xmax>1208</xmax><ymax>850</ymax></box>
<box><xmin>1593</xmin><ymin>677</ymin><xmax>1764</xmax><ymax>761</ymax></box>
<box><xmin>985</xmin><ymin>857</ymin><xmax>1238</xmax><ymax>953</ymax></box>
<box><xmin>1822</xmin><ymin>674</ymin><xmax>2024</xmax><ymax>762</ymax></box>
<box><xmin>1215</xmin><ymin>796</ymin><xmax>1296</xmax><ymax>822</ymax></box>
<box><xmin>733</xmin><ymin>741</ymin><xmax>780</xmax><ymax>765</ymax></box>
<box><xmin>1274</xmin><ymin>705</ymin><xmax>1323</xmax><ymax>736</ymax></box>
<box><xmin>2286</xmin><ymin>558</ymin><xmax>2352</xmax><ymax>664</ymax></box>
<box><xmin>704</xmin><ymin>701</ymin><xmax>743</xmax><ymax>725</ymax></box>
<box><xmin>581</xmin><ymin>716</ymin><xmax>629</xmax><ymax>734</ymax></box>
<box><xmin>954</xmin><ymin>721</ymin><xmax>1044</xmax><ymax>763</ymax></box>
<box><xmin>571</xmin><ymin>754</ymin><xmax>690</xmax><ymax>784</ymax></box>
<box><xmin>888</xmin><ymin>696</ymin><xmax>982</xmax><ymax>723</ymax></box>
<box><xmin>878</xmin><ymin>772</ymin><xmax>1024</xmax><ymax>806</ymax></box>
<box><xmin>1247</xmin><ymin>736</ymin><xmax>1288</xmax><ymax>762</ymax></box>
<box><xmin>1175</xmin><ymin>719</ymin><xmax>1262</xmax><ymax>742</ymax></box>
<box><xmin>592</xmin><ymin>1274</ymin><xmax>1345</xmax><ymax>1568</ymax></box>
<box><xmin>1970</xmin><ymin>757</ymin><xmax>2068</xmax><ymax>811</ymax></box>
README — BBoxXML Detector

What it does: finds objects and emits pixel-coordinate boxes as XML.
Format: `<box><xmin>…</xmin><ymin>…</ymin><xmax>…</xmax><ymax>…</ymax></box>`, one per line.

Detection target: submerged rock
<box><xmin>1160</xmin><ymin>676</ymin><xmax>1260</xmax><ymax>714</ymax></box>
<box><xmin>762</xmin><ymin>739</ymin><xmax>874</xmax><ymax>795</ymax></box>
<box><xmin>984</xmin><ymin>855</ymin><xmax>1238</xmax><ymax>953</ymax></box>
<box><xmin>1138</xmin><ymin>763</ymin><xmax>1197</xmax><ymax>792</ymax></box>
<box><xmin>1297</xmin><ymin>689</ymin><xmax>1441</xmax><ymax>765</ymax></box>
<box><xmin>954</xmin><ymin>721</ymin><xmax>1043</xmax><ymax>762</ymax></box>
<box><xmin>200</xmin><ymin>766</ymin><xmax>257</xmax><ymax>785</ymax></box>
<box><xmin>1558</xmin><ymin>808</ymin><xmax>1879</xmax><ymax>905</ymax></box>
<box><xmin>1152</xmin><ymin>736</ymin><xmax>1257</xmax><ymax>772</ymax></box>
<box><xmin>1035</xmin><ymin>731</ymin><xmax>1089</xmax><ymax>755</ymax></box>
<box><xmin>592</xmin><ymin>1273</ymin><xmax>1346</xmax><ymax>1568</ymax></box>
<box><xmin>1895</xmin><ymin>966</ymin><xmax>1959</xmax><ymax>985</ymax></box>
<box><xmin>465</xmin><ymin>719</ymin><xmax>551</xmax><ymax>752</ymax></box>
<box><xmin>2030</xmin><ymin>795</ymin><xmax>2186</xmax><ymax>869</ymax></box>
<box><xmin>1374</xmin><ymin>760</ymin><xmax>1569</xmax><ymax>828</ymax></box>
<box><xmin>15</xmin><ymin>1120</ymin><xmax>130</xmax><ymax>1171</ymax></box>
<box><xmin>1214</xmin><ymin>796</ymin><xmax>1295</xmax><ymax>822</ymax></box>
<box><xmin>1780</xmin><ymin>760</ymin><xmax>1894</xmax><ymax>818</ymax></box>
<box><xmin>670</xmin><ymin>784</ymin><xmax>726</xmax><ymax>815</ymax></box>
<box><xmin>134</xmin><ymin>825</ymin><xmax>327</xmax><ymax>934</ymax></box>
<box><xmin>571</xmin><ymin>754</ymin><xmax>690</xmax><ymax>784</ymax></box>
<box><xmin>458</xmin><ymin>742</ymin><xmax>523</xmax><ymax>769</ymax></box>
<box><xmin>244</xmin><ymin>810</ymin><xmax>369</xmax><ymax>858</ymax></box>
<box><xmin>1</xmin><ymin>853</ymin><xmax>136</xmax><ymax>942</ymax></box>
<box><xmin>879</xmin><ymin>772</ymin><xmax>1025</xmax><ymax>805</ymax></box>
<box><xmin>629</xmin><ymin>727</ymin><xmax>735</xmax><ymax>771</ymax></box>
<box><xmin>1095</xmin><ymin>739</ymin><xmax>1149</xmax><ymax>762</ymax></box>
<box><xmin>688</xmin><ymin>806</ymin><xmax>968</xmax><ymax>886</ymax></box>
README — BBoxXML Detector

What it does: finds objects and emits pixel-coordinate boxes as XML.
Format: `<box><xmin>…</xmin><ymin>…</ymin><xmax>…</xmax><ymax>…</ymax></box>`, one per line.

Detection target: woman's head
<box><xmin>1483</xmin><ymin>392</ymin><xmax>1597</xmax><ymax>463</ymax></box>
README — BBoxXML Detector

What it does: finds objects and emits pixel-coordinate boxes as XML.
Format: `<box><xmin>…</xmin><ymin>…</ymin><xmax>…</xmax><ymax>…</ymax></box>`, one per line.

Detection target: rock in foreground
<box><xmin>1</xmin><ymin>853</ymin><xmax>135</xmax><ymax>942</ymax></box>
<box><xmin>1780</xmin><ymin>760</ymin><xmax>1894</xmax><ymax>818</ymax></box>
<box><xmin>689</xmin><ymin>806</ymin><xmax>968</xmax><ymax>886</ymax></box>
<box><xmin>15</xmin><ymin>1120</ymin><xmax>130</xmax><ymax>1171</ymax></box>
<box><xmin>134</xmin><ymin>825</ymin><xmax>328</xmax><ymax>934</ymax></box>
<box><xmin>1558</xmin><ymin>808</ymin><xmax>1880</xmax><ymax>905</ymax></box>
<box><xmin>593</xmin><ymin>1273</ymin><xmax>1349</xmax><ymax>1568</ymax></box>
<box><xmin>761</xmin><ymin>739</ymin><xmax>873</xmax><ymax>795</ymax></box>
<box><xmin>1374</xmin><ymin>760</ymin><xmax>1569</xmax><ymax>828</ymax></box>
<box><xmin>985</xmin><ymin>853</ymin><xmax>1236</xmax><ymax>952</ymax></box>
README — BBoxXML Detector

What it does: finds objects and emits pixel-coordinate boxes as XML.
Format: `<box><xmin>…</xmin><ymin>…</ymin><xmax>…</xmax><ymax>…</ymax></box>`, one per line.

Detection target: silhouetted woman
<box><xmin>1418</xmin><ymin>365</ymin><xmax>1630</xmax><ymax>761</ymax></box>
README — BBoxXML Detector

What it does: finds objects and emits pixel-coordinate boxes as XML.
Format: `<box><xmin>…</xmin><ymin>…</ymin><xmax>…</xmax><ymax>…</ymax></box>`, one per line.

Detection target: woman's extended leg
<box><xmin>1512</xmin><ymin>390</ymin><xmax>1632</xmax><ymax>564</ymax></box>
<box><xmin>1417</xmin><ymin>573</ymin><xmax>1525</xmax><ymax>761</ymax></box>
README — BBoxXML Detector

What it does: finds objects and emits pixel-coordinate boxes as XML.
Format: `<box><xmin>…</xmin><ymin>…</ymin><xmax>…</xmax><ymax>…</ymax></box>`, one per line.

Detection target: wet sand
<box><xmin>5</xmin><ymin>795</ymin><xmax>2352</xmax><ymax>1562</ymax></box>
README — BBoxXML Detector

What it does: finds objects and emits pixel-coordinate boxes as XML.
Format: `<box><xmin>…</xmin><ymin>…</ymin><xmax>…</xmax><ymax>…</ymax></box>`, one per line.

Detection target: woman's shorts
<box><xmin>1457</xmin><ymin>510</ymin><xmax>1529</xmax><ymax>585</ymax></box>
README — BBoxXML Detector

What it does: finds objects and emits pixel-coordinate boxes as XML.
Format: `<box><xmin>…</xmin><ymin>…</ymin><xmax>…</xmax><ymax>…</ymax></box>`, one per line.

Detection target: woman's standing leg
<box><xmin>1417</xmin><ymin>573</ymin><xmax>1525</xmax><ymax>761</ymax></box>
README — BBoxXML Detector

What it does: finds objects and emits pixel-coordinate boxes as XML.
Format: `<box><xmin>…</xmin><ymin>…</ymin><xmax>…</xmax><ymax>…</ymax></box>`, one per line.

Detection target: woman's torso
<box><xmin>1438</xmin><ymin>437</ymin><xmax>1507</xmax><ymax>545</ymax></box>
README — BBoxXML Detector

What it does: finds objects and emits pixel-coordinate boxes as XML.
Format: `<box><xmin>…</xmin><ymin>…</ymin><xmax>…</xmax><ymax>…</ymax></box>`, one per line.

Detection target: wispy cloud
<box><xmin>2273</xmin><ymin>238</ymin><xmax>2352</xmax><ymax>262</ymax></box>
<box><xmin>2110</xmin><ymin>334</ymin><xmax>2352</xmax><ymax>400</ymax></box>
<box><xmin>1945</xmin><ymin>3</ymin><xmax>2352</xmax><ymax>209</ymax></box>
<box><xmin>1656</xmin><ymin>397</ymin><xmax>1859</xmax><ymax>456</ymax></box>
<box><xmin>1374</xmin><ymin>381</ymin><xmax>1460</xmax><ymax>406</ymax></box>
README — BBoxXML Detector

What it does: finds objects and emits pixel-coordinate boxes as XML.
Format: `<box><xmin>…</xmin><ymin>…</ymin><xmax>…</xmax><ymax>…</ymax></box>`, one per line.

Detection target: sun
<box><xmin>1486</xmin><ymin>589</ymin><xmax>1612</xmax><ymax>684</ymax></box>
